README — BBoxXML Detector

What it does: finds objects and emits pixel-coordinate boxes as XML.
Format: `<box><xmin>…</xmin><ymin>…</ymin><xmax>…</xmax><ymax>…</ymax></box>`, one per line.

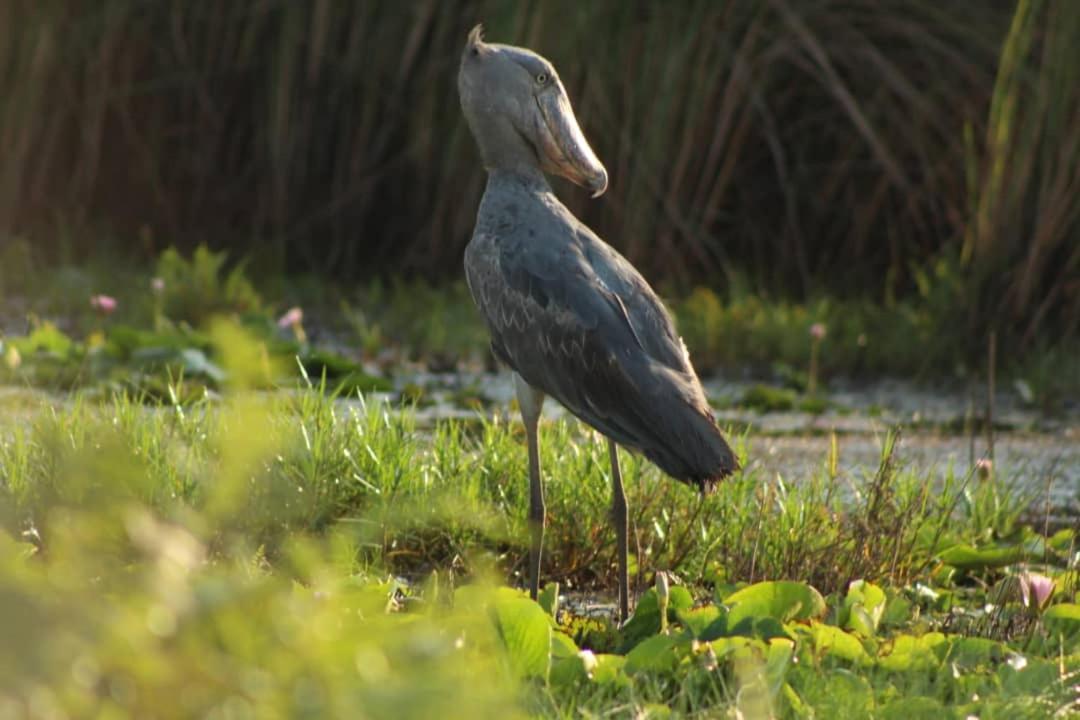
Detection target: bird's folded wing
<box><xmin>469</xmin><ymin>237</ymin><xmax>705</xmax><ymax>451</ymax></box>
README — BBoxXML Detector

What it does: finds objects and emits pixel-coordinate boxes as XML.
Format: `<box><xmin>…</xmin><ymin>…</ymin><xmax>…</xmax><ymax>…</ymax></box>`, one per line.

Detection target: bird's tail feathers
<box><xmin>627</xmin><ymin>363</ymin><xmax>739</xmax><ymax>491</ymax></box>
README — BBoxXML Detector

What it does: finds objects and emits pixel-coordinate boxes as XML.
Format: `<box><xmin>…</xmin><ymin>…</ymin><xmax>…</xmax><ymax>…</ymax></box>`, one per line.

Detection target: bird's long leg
<box><xmin>514</xmin><ymin>373</ymin><xmax>546</xmax><ymax>600</ymax></box>
<box><xmin>609</xmin><ymin>439</ymin><xmax>630</xmax><ymax>622</ymax></box>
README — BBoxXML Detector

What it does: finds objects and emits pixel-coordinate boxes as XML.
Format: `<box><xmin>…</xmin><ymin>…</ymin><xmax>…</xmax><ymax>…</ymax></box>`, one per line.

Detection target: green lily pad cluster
<box><xmin>477</xmin><ymin>578</ymin><xmax>1079</xmax><ymax>716</ymax></box>
<box><xmin>0</xmin><ymin>317</ymin><xmax>390</xmax><ymax>399</ymax></box>
<box><xmin>1</xmin><ymin>244</ymin><xmax>394</xmax><ymax>398</ymax></box>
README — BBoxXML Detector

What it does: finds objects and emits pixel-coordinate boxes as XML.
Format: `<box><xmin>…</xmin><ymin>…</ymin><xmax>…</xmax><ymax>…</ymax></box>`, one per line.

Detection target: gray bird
<box><xmin>458</xmin><ymin>26</ymin><xmax>738</xmax><ymax>621</ymax></box>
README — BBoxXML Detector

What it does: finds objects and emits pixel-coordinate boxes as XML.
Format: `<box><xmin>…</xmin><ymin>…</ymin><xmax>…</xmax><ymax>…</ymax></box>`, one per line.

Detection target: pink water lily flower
<box><xmin>1019</xmin><ymin>572</ymin><xmax>1055</xmax><ymax>611</ymax></box>
<box><xmin>90</xmin><ymin>294</ymin><xmax>118</xmax><ymax>315</ymax></box>
<box><xmin>810</xmin><ymin>322</ymin><xmax>827</xmax><ymax>341</ymax></box>
<box><xmin>277</xmin><ymin>306</ymin><xmax>303</xmax><ymax>328</ymax></box>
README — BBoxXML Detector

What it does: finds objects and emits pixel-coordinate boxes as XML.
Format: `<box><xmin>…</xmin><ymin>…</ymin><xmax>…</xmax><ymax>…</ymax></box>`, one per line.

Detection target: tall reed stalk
<box><xmin>963</xmin><ymin>0</ymin><xmax>1080</xmax><ymax>344</ymax></box>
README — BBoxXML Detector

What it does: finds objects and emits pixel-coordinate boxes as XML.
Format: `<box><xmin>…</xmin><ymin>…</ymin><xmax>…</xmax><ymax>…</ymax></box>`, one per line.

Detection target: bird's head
<box><xmin>458</xmin><ymin>25</ymin><xmax>607</xmax><ymax>197</ymax></box>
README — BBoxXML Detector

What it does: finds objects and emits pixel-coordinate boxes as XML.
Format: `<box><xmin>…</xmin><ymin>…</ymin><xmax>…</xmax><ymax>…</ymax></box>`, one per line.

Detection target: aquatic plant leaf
<box><xmin>550</xmin><ymin>630</ymin><xmax>578</xmax><ymax>659</ymax></box>
<box><xmin>491</xmin><ymin>588</ymin><xmax>552</xmax><ymax>679</ymax></box>
<box><xmin>840</xmin><ymin>579</ymin><xmax>886</xmax><ymax>637</ymax></box>
<box><xmin>675</xmin><ymin>605</ymin><xmax>723</xmax><ymax>639</ymax></box>
<box><xmin>109</xmin><ymin>325</ymin><xmax>210</xmax><ymax>358</ymax></box>
<box><xmin>549</xmin><ymin>652</ymin><xmax>586</xmax><ymax>688</ymax></box>
<box><xmin>725</xmin><ymin>581</ymin><xmax>826</xmax><ymax>628</ymax></box>
<box><xmin>938</xmin><ymin>542</ymin><xmax>1030</xmax><ymax>570</ymax></box>
<box><xmin>1043</xmin><ymin>603</ymin><xmax>1080</xmax><ymax>622</ymax></box>
<box><xmin>765</xmin><ymin>638</ymin><xmax>795</xmax><ymax>694</ymax></box>
<box><xmin>786</xmin><ymin>666</ymin><xmax>874</xmax><ymax>715</ymax></box>
<box><xmin>947</xmin><ymin>636</ymin><xmax>1004</xmax><ymax>669</ymax></box>
<box><xmin>1048</xmin><ymin>528</ymin><xmax>1075</xmax><ymax>551</ymax></box>
<box><xmin>551</xmin><ymin>646</ymin><xmax>627</xmax><ymax>688</ymax></box>
<box><xmin>624</xmin><ymin>633</ymin><xmax>683</xmax><ymax>674</ymax></box>
<box><xmin>878</xmin><ymin>633</ymin><xmax>948</xmax><ymax>672</ymax></box>
<box><xmin>538</xmin><ymin>582</ymin><xmax>559</xmax><ymax>618</ymax></box>
<box><xmin>1043</xmin><ymin>603</ymin><xmax>1080</xmax><ymax>639</ymax></box>
<box><xmin>11</xmin><ymin>322</ymin><xmax>75</xmax><ymax>357</ymax></box>
<box><xmin>805</xmin><ymin>623</ymin><xmax>870</xmax><ymax>664</ymax></box>
<box><xmin>880</xmin><ymin>591</ymin><xmax>913</xmax><ymax>629</ymax></box>
<box><xmin>709</xmin><ymin>636</ymin><xmax>763</xmax><ymax>658</ymax></box>
<box><xmin>619</xmin><ymin>586</ymin><xmax>694</xmax><ymax>650</ymax></box>
<box><xmin>753</xmin><ymin>617</ymin><xmax>794</xmax><ymax>641</ymax></box>
<box><xmin>178</xmin><ymin>348</ymin><xmax>227</xmax><ymax>382</ymax></box>
<box><xmin>998</xmin><ymin>656</ymin><xmax>1061</xmax><ymax>696</ymax></box>
<box><xmin>589</xmin><ymin>654</ymin><xmax>628</xmax><ymax>686</ymax></box>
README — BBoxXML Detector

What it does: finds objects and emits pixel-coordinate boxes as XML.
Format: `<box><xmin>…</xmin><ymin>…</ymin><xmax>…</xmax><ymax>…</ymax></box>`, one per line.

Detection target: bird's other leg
<box><xmin>514</xmin><ymin>373</ymin><xmax>546</xmax><ymax>601</ymax></box>
<box><xmin>609</xmin><ymin>439</ymin><xmax>630</xmax><ymax>622</ymax></box>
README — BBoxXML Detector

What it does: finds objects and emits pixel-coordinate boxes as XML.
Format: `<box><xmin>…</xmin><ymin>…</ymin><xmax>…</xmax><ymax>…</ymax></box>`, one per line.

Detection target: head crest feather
<box><xmin>466</xmin><ymin>24</ymin><xmax>486</xmax><ymax>54</ymax></box>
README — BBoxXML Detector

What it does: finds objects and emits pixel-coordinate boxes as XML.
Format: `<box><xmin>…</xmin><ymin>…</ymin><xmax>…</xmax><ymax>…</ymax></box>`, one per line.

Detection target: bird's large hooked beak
<box><xmin>533</xmin><ymin>83</ymin><xmax>608</xmax><ymax>197</ymax></box>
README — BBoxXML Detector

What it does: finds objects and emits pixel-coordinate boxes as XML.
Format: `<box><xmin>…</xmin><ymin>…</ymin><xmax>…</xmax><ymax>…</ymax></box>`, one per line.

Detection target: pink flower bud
<box><xmin>90</xmin><ymin>294</ymin><xmax>118</xmax><ymax>315</ymax></box>
<box><xmin>151</xmin><ymin>277</ymin><xmax>165</xmax><ymax>294</ymax></box>
<box><xmin>1019</xmin><ymin>572</ymin><xmax>1054</xmax><ymax>611</ymax></box>
<box><xmin>277</xmin><ymin>307</ymin><xmax>303</xmax><ymax>328</ymax></box>
<box><xmin>809</xmin><ymin>323</ymin><xmax>827</xmax><ymax>341</ymax></box>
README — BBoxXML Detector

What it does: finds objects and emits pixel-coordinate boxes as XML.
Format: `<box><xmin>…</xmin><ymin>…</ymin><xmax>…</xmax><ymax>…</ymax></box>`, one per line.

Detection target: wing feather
<box><xmin>465</xmin><ymin>227</ymin><xmax>736</xmax><ymax>486</ymax></box>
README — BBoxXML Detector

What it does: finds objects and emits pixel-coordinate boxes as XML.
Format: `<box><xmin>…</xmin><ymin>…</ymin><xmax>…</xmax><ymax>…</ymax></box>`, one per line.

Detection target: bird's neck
<box><xmin>473</xmin><ymin>115</ymin><xmax>551</xmax><ymax>189</ymax></box>
<box><xmin>477</xmin><ymin>165</ymin><xmax>562</xmax><ymax>241</ymax></box>
<box><xmin>486</xmin><ymin>167</ymin><xmax>552</xmax><ymax>197</ymax></box>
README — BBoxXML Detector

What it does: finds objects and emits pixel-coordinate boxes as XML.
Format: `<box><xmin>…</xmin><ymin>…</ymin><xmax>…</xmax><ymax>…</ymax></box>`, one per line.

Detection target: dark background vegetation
<box><xmin>1</xmin><ymin>0</ymin><xmax>1077</xmax><ymax>359</ymax></box>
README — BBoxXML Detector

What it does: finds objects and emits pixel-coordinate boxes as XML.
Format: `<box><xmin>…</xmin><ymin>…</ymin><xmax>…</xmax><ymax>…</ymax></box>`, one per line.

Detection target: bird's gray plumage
<box><xmin>465</xmin><ymin>171</ymin><xmax>737</xmax><ymax>489</ymax></box>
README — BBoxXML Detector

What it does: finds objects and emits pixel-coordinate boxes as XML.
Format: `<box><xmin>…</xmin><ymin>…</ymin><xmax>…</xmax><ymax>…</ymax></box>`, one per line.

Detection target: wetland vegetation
<box><xmin>2</xmin><ymin>0</ymin><xmax>1079</xmax><ymax>716</ymax></box>
<box><xmin>0</xmin><ymin>245</ymin><xmax>1076</xmax><ymax>718</ymax></box>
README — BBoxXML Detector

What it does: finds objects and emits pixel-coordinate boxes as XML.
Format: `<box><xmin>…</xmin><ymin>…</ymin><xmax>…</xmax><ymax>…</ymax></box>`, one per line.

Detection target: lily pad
<box><xmin>624</xmin><ymin>633</ymin><xmax>683</xmax><ymax>674</ymax></box>
<box><xmin>11</xmin><ymin>322</ymin><xmax>75</xmax><ymax>357</ymax></box>
<box><xmin>550</xmin><ymin>630</ymin><xmax>578</xmax><ymax>659</ymax></box>
<box><xmin>725</xmin><ymin>581</ymin><xmax>826</xmax><ymax>628</ymax></box>
<box><xmin>490</xmin><ymin>587</ymin><xmax>551</xmax><ymax>679</ymax></box>
<box><xmin>840</xmin><ymin>579</ymin><xmax>886</xmax><ymax>637</ymax></box>
<box><xmin>547</xmin><ymin>630</ymin><xmax>601</xmax><ymax>689</ymax></box>
<box><xmin>765</xmin><ymin>638</ymin><xmax>795</xmax><ymax>694</ymax></box>
<box><xmin>938</xmin><ymin>531</ymin><xmax>1056</xmax><ymax>570</ymax></box>
<box><xmin>878</xmin><ymin>633</ymin><xmax>947</xmax><ymax>672</ymax></box>
<box><xmin>945</xmin><ymin>636</ymin><xmax>1003</xmax><ymax>669</ymax></box>
<box><xmin>590</xmin><ymin>654</ymin><xmax>628</xmax><ymax>686</ymax></box>
<box><xmin>709</xmin><ymin>635</ymin><xmax>763</xmax><ymax>658</ymax></box>
<box><xmin>805</xmin><ymin>623</ymin><xmax>870</xmax><ymax>664</ymax></box>
<box><xmin>1043</xmin><ymin>603</ymin><xmax>1080</xmax><ymax>638</ymax></box>
<box><xmin>538</xmin><ymin>582</ymin><xmax>559</xmax><ymax>618</ymax></box>
<box><xmin>675</xmin><ymin>605</ymin><xmax>725</xmax><ymax>640</ymax></box>
<box><xmin>619</xmin><ymin>586</ymin><xmax>694</xmax><ymax>650</ymax></box>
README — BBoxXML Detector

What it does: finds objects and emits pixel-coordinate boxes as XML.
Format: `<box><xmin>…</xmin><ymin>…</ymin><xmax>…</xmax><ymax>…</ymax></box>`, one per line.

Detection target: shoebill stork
<box><xmin>458</xmin><ymin>26</ymin><xmax>738</xmax><ymax>621</ymax></box>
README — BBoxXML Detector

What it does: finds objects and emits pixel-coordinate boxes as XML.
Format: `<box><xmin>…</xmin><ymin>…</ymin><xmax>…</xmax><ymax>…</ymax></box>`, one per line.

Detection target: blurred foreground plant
<box><xmin>0</xmin><ymin>320</ymin><xmax>526</xmax><ymax>719</ymax></box>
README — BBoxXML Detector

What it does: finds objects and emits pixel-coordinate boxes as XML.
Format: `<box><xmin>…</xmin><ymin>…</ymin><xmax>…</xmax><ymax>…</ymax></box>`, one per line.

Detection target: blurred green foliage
<box><xmin>155</xmin><ymin>245</ymin><xmax>263</xmax><ymax>326</ymax></box>
<box><xmin>0</xmin><ymin>326</ymin><xmax>1077</xmax><ymax>716</ymax></box>
<box><xmin>0</xmin><ymin>246</ymin><xmax>393</xmax><ymax>398</ymax></box>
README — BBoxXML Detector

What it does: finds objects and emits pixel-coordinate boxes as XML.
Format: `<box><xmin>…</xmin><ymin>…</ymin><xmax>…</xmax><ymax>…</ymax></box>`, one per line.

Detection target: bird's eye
<box><xmin>535</xmin><ymin>73</ymin><xmax>548</xmax><ymax>85</ymax></box>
